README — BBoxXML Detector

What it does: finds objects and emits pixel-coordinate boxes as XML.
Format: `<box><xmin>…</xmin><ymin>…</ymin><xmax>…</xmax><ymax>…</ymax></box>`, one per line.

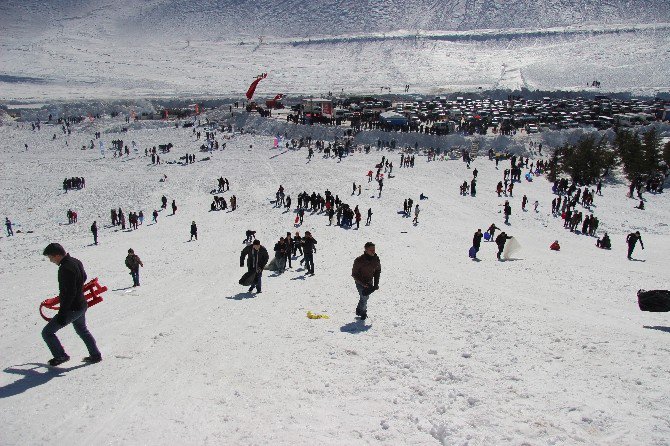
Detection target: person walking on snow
<box><xmin>413</xmin><ymin>204</ymin><xmax>420</xmax><ymax>224</ymax></box>
<box><xmin>302</xmin><ymin>231</ymin><xmax>317</xmax><ymax>275</ymax></box>
<box><xmin>487</xmin><ymin>223</ymin><xmax>499</xmax><ymax>240</ymax></box>
<box><xmin>125</xmin><ymin>248</ymin><xmax>144</xmax><ymax>287</ymax></box>
<box><xmin>503</xmin><ymin>201</ymin><xmax>511</xmax><ymax>224</ymax></box>
<box><xmin>352</xmin><ymin>242</ymin><xmax>381</xmax><ymax>321</ymax></box>
<box><xmin>41</xmin><ymin>243</ymin><xmax>102</xmax><ymax>366</ymax></box>
<box><xmin>190</xmin><ymin>221</ymin><xmax>198</xmax><ymax>241</ymax></box>
<box><xmin>90</xmin><ymin>221</ymin><xmax>98</xmax><ymax>245</ymax></box>
<box><xmin>5</xmin><ymin>217</ymin><xmax>13</xmax><ymax>236</ymax></box>
<box><xmin>240</xmin><ymin>240</ymin><xmax>269</xmax><ymax>293</ymax></box>
<box><xmin>172</xmin><ymin>200</ymin><xmax>177</xmax><ymax>215</ymax></box>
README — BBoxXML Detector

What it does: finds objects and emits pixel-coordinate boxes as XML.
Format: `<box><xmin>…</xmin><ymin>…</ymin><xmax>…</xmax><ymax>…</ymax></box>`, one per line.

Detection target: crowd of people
<box><xmin>9</xmin><ymin>110</ymin><xmax>662</xmax><ymax>370</ymax></box>
<box><xmin>63</xmin><ymin>177</ymin><xmax>85</xmax><ymax>191</ymax></box>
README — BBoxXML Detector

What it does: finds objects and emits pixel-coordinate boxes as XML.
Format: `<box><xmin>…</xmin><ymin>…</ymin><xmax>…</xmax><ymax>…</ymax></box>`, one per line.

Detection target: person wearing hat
<box><xmin>41</xmin><ymin>243</ymin><xmax>101</xmax><ymax>366</ymax></box>
<box><xmin>626</xmin><ymin>231</ymin><xmax>644</xmax><ymax>260</ymax></box>
<box><xmin>240</xmin><ymin>239</ymin><xmax>269</xmax><ymax>293</ymax></box>
<box><xmin>125</xmin><ymin>248</ymin><xmax>144</xmax><ymax>287</ymax></box>
<box><xmin>351</xmin><ymin>242</ymin><xmax>381</xmax><ymax>320</ymax></box>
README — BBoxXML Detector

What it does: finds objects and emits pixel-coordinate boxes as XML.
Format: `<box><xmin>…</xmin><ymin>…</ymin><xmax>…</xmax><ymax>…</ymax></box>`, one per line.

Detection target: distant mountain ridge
<box><xmin>2</xmin><ymin>0</ymin><xmax>669</xmax><ymax>40</ymax></box>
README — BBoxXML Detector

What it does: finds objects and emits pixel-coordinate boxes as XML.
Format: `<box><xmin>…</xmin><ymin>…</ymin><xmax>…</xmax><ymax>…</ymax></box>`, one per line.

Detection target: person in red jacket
<box><xmin>550</xmin><ymin>240</ymin><xmax>560</xmax><ymax>251</ymax></box>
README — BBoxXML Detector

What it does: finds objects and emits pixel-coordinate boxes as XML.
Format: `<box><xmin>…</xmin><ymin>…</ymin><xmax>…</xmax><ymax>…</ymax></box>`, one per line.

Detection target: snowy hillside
<box><xmin>2</xmin><ymin>0</ymin><xmax>669</xmax><ymax>39</ymax></box>
<box><xmin>1</xmin><ymin>0</ymin><xmax>669</xmax><ymax>100</ymax></box>
<box><xmin>0</xmin><ymin>114</ymin><xmax>668</xmax><ymax>445</ymax></box>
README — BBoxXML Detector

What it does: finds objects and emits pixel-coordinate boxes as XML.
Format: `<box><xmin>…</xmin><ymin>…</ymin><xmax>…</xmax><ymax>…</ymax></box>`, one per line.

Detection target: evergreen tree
<box><xmin>641</xmin><ymin>127</ymin><xmax>661</xmax><ymax>174</ymax></box>
<box><xmin>663</xmin><ymin>140</ymin><xmax>670</xmax><ymax>167</ymax></box>
<box><xmin>614</xmin><ymin>129</ymin><xmax>646</xmax><ymax>182</ymax></box>
<box><xmin>547</xmin><ymin>148</ymin><xmax>560</xmax><ymax>183</ymax></box>
<box><xmin>558</xmin><ymin>135</ymin><xmax>610</xmax><ymax>184</ymax></box>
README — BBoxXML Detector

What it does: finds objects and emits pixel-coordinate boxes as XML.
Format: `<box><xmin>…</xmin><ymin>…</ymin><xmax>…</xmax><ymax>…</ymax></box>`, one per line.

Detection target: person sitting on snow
<box><xmin>596</xmin><ymin>233</ymin><xmax>611</xmax><ymax>249</ymax></box>
<box><xmin>550</xmin><ymin>240</ymin><xmax>560</xmax><ymax>251</ymax></box>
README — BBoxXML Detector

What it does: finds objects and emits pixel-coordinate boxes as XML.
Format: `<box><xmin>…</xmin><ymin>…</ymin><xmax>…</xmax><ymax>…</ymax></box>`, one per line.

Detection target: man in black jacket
<box><xmin>302</xmin><ymin>231</ymin><xmax>317</xmax><ymax>275</ymax></box>
<box><xmin>240</xmin><ymin>240</ymin><xmax>269</xmax><ymax>293</ymax></box>
<box><xmin>472</xmin><ymin>229</ymin><xmax>483</xmax><ymax>259</ymax></box>
<box><xmin>41</xmin><ymin>243</ymin><xmax>101</xmax><ymax>366</ymax></box>
<box><xmin>495</xmin><ymin>232</ymin><xmax>512</xmax><ymax>260</ymax></box>
<box><xmin>626</xmin><ymin>231</ymin><xmax>644</xmax><ymax>259</ymax></box>
<box><xmin>90</xmin><ymin>221</ymin><xmax>98</xmax><ymax>245</ymax></box>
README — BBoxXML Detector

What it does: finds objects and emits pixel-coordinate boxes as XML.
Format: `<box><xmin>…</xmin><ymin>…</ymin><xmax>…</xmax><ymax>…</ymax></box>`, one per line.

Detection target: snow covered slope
<box><xmin>2</xmin><ymin>0</ymin><xmax>669</xmax><ymax>39</ymax></box>
<box><xmin>0</xmin><ymin>114</ymin><xmax>668</xmax><ymax>445</ymax></box>
<box><xmin>0</xmin><ymin>0</ymin><xmax>669</xmax><ymax>100</ymax></box>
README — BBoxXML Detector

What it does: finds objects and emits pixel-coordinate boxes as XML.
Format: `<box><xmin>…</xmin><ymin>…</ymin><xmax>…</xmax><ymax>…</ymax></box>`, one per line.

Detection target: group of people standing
<box><xmin>63</xmin><ymin>177</ymin><xmax>85</xmax><ymax>191</ymax></box>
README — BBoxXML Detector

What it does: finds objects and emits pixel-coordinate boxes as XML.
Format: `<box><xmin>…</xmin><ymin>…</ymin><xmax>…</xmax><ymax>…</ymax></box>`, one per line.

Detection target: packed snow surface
<box><xmin>0</xmin><ymin>115</ymin><xmax>668</xmax><ymax>445</ymax></box>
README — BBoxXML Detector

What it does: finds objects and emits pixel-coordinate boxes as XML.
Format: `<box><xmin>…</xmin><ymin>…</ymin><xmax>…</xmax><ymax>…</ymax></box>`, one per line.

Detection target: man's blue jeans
<box><xmin>42</xmin><ymin>308</ymin><xmax>101</xmax><ymax>358</ymax></box>
<box><xmin>356</xmin><ymin>283</ymin><xmax>369</xmax><ymax>313</ymax></box>
<box><xmin>131</xmin><ymin>269</ymin><xmax>140</xmax><ymax>286</ymax></box>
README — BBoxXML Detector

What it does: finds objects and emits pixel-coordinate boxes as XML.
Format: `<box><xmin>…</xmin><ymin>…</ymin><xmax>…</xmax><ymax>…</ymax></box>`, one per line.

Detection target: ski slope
<box><xmin>0</xmin><ymin>114</ymin><xmax>668</xmax><ymax>445</ymax></box>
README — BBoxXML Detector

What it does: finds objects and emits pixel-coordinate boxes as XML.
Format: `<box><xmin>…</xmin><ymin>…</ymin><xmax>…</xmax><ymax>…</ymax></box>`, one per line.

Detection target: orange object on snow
<box><xmin>550</xmin><ymin>241</ymin><xmax>560</xmax><ymax>251</ymax></box>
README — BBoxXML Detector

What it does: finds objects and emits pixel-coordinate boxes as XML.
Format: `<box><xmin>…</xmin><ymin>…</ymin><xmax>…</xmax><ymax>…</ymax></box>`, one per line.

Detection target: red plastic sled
<box><xmin>39</xmin><ymin>277</ymin><xmax>107</xmax><ymax>321</ymax></box>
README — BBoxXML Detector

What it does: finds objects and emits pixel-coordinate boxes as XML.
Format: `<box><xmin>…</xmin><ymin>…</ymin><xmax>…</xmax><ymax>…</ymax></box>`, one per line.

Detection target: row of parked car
<box><xmin>295</xmin><ymin>95</ymin><xmax>669</xmax><ymax>133</ymax></box>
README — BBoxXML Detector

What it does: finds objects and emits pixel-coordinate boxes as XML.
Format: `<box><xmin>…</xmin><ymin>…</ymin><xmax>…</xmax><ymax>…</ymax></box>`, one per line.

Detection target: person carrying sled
<box><xmin>495</xmin><ymin>232</ymin><xmax>512</xmax><ymax>260</ymax></box>
<box><xmin>240</xmin><ymin>240</ymin><xmax>269</xmax><ymax>293</ymax></box>
<box><xmin>352</xmin><ymin>242</ymin><xmax>381</xmax><ymax>321</ymax></box>
<box><xmin>626</xmin><ymin>231</ymin><xmax>644</xmax><ymax>260</ymax></box>
<box><xmin>487</xmin><ymin>223</ymin><xmax>499</xmax><ymax>240</ymax></box>
<box><xmin>472</xmin><ymin>229</ymin><xmax>483</xmax><ymax>259</ymax></box>
<box><xmin>125</xmin><ymin>248</ymin><xmax>144</xmax><ymax>287</ymax></box>
<box><xmin>41</xmin><ymin>243</ymin><xmax>102</xmax><ymax>366</ymax></box>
